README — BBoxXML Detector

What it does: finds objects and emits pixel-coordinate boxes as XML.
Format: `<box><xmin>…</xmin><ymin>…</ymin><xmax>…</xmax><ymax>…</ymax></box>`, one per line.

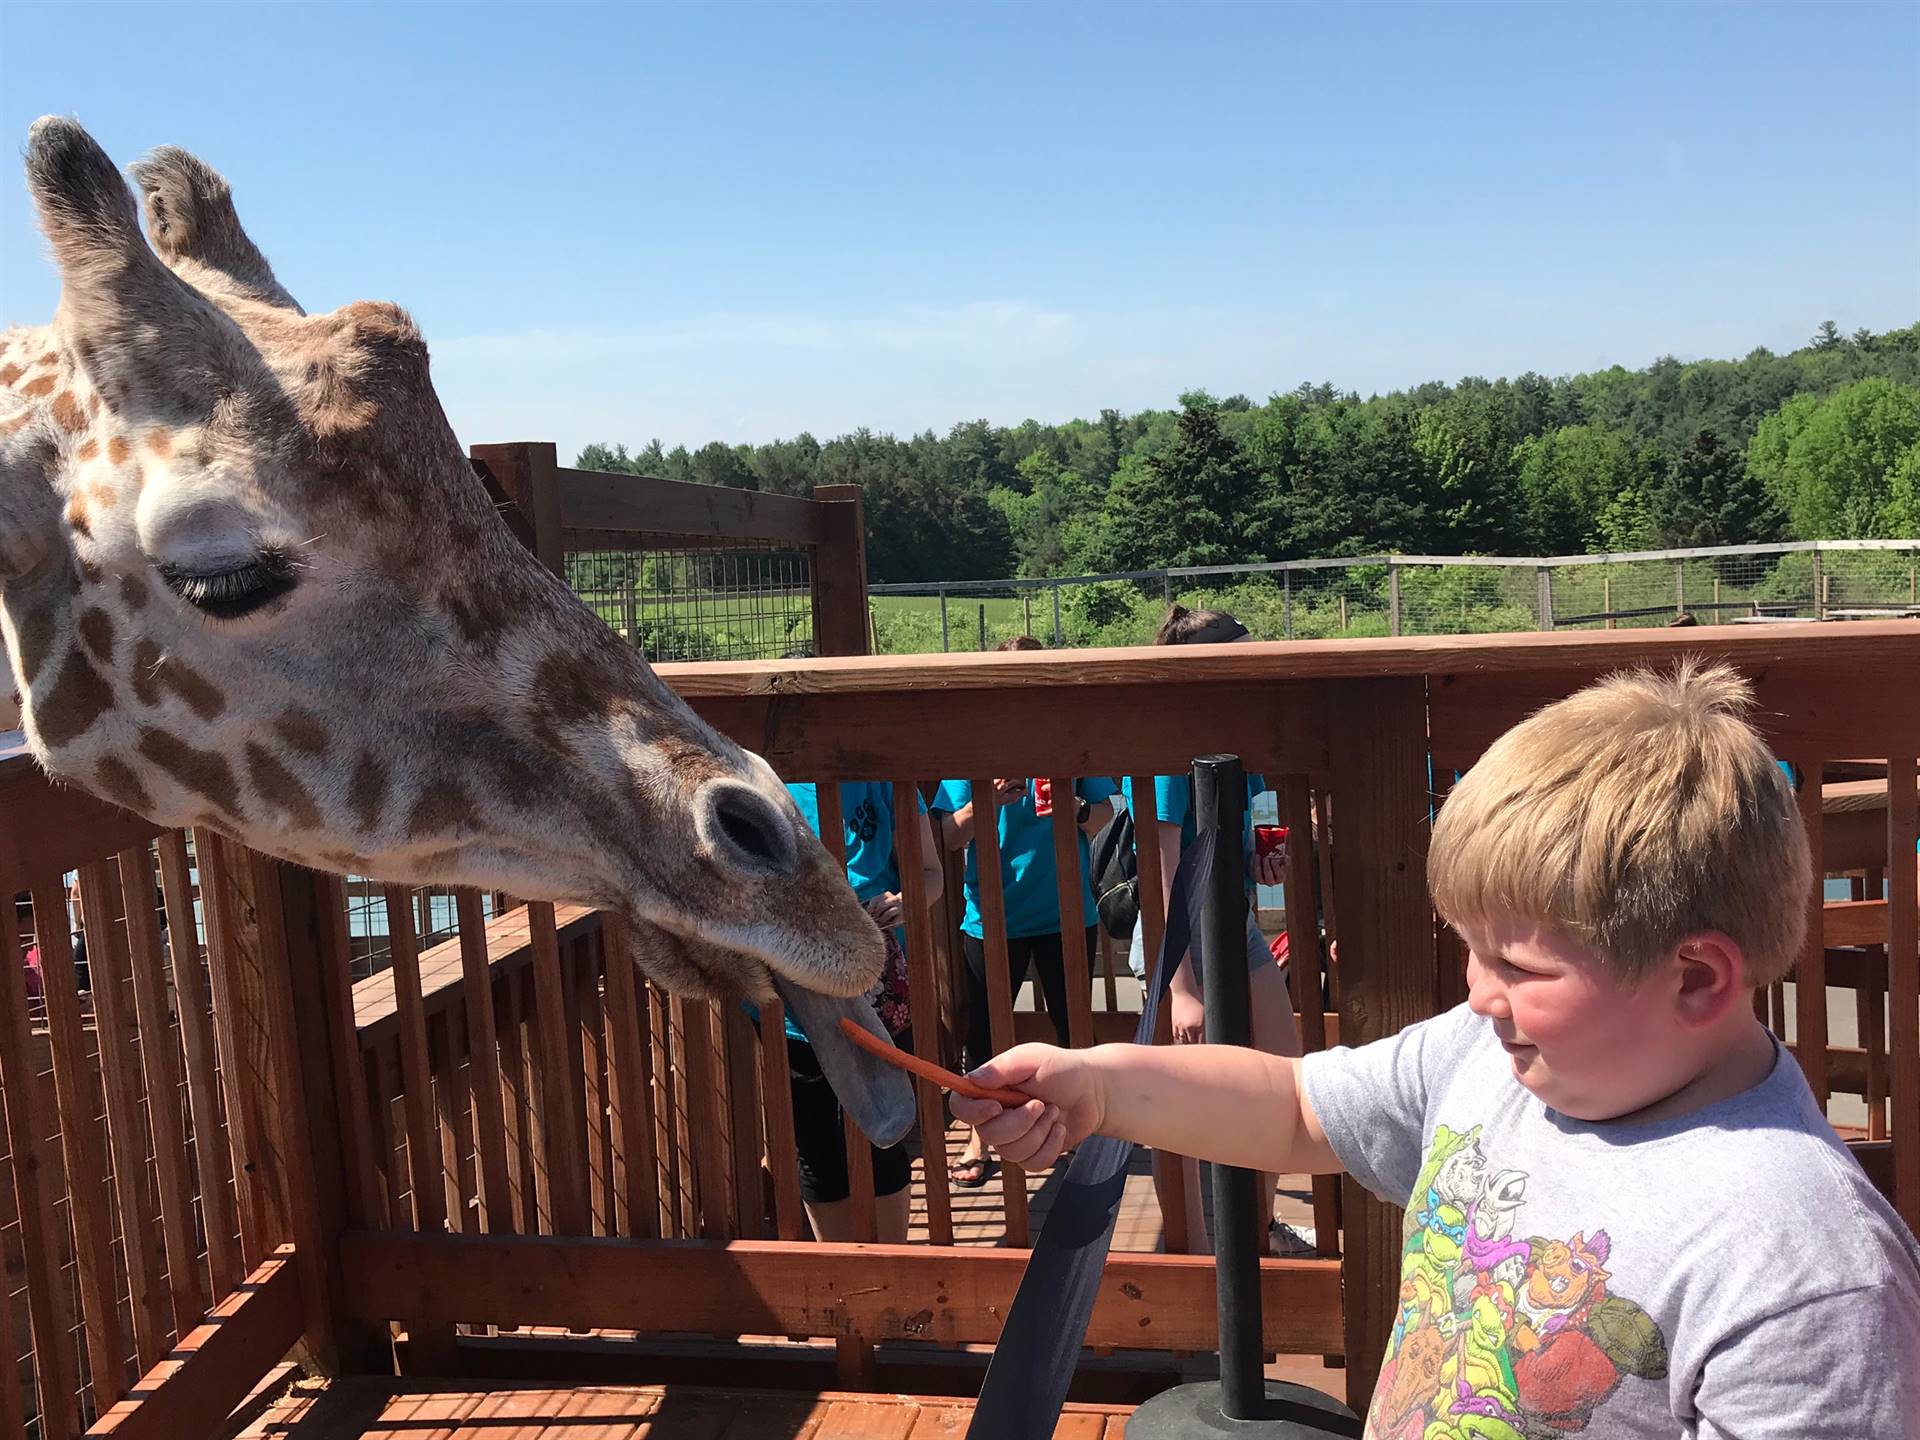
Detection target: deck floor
<box><xmin>242</xmin><ymin>1379</ymin><xmax>1135</xmax><ymax>1439</ymax></box>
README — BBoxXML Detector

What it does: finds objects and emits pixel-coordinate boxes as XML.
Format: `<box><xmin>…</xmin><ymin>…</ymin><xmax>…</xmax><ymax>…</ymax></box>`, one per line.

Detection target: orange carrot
<box><xmin>836</xmin><ymin>1018</ymin><xmax>1032</xmax><ymax>1108</ymax></box>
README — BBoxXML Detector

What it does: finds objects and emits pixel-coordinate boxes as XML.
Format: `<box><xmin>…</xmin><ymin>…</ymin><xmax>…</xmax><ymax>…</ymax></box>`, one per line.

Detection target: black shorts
<box><xmin>788</xmin><ymin>1035</ymin><xmax>912</xmax><ymax>1204</ymax></box>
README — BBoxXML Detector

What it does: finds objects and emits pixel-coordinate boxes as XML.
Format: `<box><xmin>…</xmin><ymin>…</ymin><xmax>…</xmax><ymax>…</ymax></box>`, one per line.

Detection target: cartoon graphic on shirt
<box><xmin>1371</xmin><ymin>1125</ymin><xmax>1669</xmax><ymax>1440</ymax></box>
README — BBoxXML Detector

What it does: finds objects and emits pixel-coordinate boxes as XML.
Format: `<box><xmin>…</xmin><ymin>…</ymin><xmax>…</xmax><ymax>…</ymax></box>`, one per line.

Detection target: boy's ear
<box><xmin>1673</xmin><ymin>931</ymin><xmax>1747</xmax><ymax>1026</ymax></box>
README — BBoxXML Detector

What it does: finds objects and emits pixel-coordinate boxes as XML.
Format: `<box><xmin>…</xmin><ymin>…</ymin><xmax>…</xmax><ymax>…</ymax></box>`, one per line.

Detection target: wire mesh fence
<box><xmin>868</xmin><ymin>541</ymin><xmax>1920</xmax><ymax>652</ymax></box>
<box><xmin>567</xmin><ymin>544</ymin><xmax>816</xmax><ymax>662</ymax></box>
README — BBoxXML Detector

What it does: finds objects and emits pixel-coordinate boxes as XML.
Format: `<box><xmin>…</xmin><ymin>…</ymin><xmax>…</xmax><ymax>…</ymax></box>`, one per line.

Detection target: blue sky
<box><xmin>3</xmin><ymin>1</ymin><xmax>1916</xmax><ymax>462</ymax></box>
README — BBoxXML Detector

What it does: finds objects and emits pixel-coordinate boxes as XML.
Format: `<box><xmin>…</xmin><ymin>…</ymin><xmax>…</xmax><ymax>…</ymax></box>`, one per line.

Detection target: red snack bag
<box><xmin>1031</xmin><ymin>777</ymin><xmax>1054</xmax><ymax>816</ymax></box>
<box><xmin>1254</xmin><ymin>824</ymin><xmax>1289</xmax><ymax>859</ymax></box>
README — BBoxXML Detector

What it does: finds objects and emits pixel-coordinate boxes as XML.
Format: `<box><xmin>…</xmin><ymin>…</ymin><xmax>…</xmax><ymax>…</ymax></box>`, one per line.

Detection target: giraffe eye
<box><xmin>157</xmin><ymin>552</ymin><xmax>297</xmax><ymax>619</ymax></box>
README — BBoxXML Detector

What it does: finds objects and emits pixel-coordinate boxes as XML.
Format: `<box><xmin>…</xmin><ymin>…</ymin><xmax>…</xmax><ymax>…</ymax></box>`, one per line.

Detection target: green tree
<box><xmin>1511</xmin><ymin>425</ymin><xmax>1645</xmax><ymax>553</ymax></box>
<box><xmin>1412</xmin><ymin>386</ymin><xmax>1518</xmax><ymax>551</ymax></box>
<box><xmin>1644</xmin><ymin>431</ymin><xmax>1784</xmax><ymax>548</ymax></box>
<box><xmin>1098</xmin><ymin>391</ymin><xmax>1255</xmax><ymax>570</ymax></box>
<box><xmin>1748</xmin><ymin>378</ymin><xmax>1920</xmax><ymax>536</ymax></box>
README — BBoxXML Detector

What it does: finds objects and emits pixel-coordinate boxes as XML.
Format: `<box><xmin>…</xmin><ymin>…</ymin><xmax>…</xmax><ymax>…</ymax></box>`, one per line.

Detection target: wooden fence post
<box><xmin>812</xmin><ymin>484</ymin><xmax>870</xmax><ymax>657</ymax></box>
<box><xmin>1327</xmin><ymin>677</ymin><xmax>1437</xmax><ymax>1411</ymax></box>
<box><xmin>471</xmin><ymin>442</ymin><xmax>565</xmax><ymax>578</ymax></box>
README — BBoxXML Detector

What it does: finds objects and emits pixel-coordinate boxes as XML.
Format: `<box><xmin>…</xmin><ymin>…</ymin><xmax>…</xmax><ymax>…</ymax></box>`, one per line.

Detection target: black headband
<box><xmin>1179</xmin><ymin>614</ymin><xmax>1250</xmax><ymax>645</ymax></box>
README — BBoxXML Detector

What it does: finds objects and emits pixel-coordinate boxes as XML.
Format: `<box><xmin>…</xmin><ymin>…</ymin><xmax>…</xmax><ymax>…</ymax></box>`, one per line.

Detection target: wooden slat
<box><xmin>1794</xmin><ymin>758</ymin><xmax>1829</xmax><ymax>1108</ymax></box>
<box><xmin>0</xmin><ymin>1229</ymin><xmax>21</xmax><ymax>1440</ymax></box>
<box><xmin>968</xmin><ymin>781</ymin><xmax>1028</xmax><ymax>1246</ymax></box>
<box><xmin>381</xmin><ymin>889</ymin><xmax>447</xmax><ymax>1237</ymax></box>
<box><xmin>1129</xmin><ymin>773</ymin><xmax>1192</xmax><ymax>1256</ymax></box>
<box><xmin>756</xmin><ymin>1001</ymin><xmax>804</xmax><ymax>1242</ymax></box>
<box><xmin>310</xmin><ymin>873</ymin><xmax>381</xmax><ymax>1232</ymax></box>
<box><xmin>811</xmin><ymin>785</ymin><xmax>875</xmax><ymax>1242</ymax></box>
<box><xmin>600</xmin><ymin>916</ymin><xmax>659</xmax><ymax>1239</ymax></box>
<box><xmin>556</xmin><ymin>466</ymin><xmax>825</xmax><ymax>547</ymax></box>
<box><xmin>32</xmin><ymin>872</ymin><xmax>125</xmax><ymax>1410</ymax></box>
<box><xmin>1327</xmin><ymin>677</ymin><xmax>1436</xmax><ymax>1413</ymax></box>
<box><xmin>115</xmin><ymin>845</ymin><xmax>203</xmax><ymax>1338</ymax></box>
<box><xmin>154</xmin><ymin>833</ymin><xmax>242</xmax><ymax>1296</ymax></box>
<box><xmin>892</xmin><ymin>782</ymin><xmax>951</xmax><ymax>1247</ymax></box>
<box><xmin>193</xmin><ymin>832</ymin><xmax>265</xmax><ymax>1269</ymax></box>
<box><xmin>527</xmin><ymin>904</ymin><xmax>590</xmax><ymax>1236</ymax></box>
<box><xmin>1047</xmin><ymin>784</ymin><xmax>1094</xmax><ymax>1050</ymax></box>
<box><xmin>679</xmin><ymin>1001</ymin><xmax>731</xmax><ymax>1239</ymax></box>
<box><xmin>1887</xmin><ymin>755</ymin><xmax>1919</xmax><ymax>1230</ymax></box>
<box><xmin>84</xmin><ymin>1248</ymin><xmax>303</xmax><ymax>1440</ymax></box>
<box><xmin>574</xmin><ymin>943</ymin><xmax>612</xmax><ymax>1235</ymax></box>
<box><xmin>499</xmin><ymin>970</ymin><xmax>533</xmax><ymax>1233</ymax></box>
<box><xmin>725</xmin><ymin>1006</ymin><xmax>767</xmax><ymax>1239</ymax></box>
<box><xmin>455</xmin><ymin>890</ymin><xmax>515</xmax><ymax>1235</ymax></box>
<box><xmin>339</xmin><ymin>1230</ymin><xmax>1345</xmax><ymax>1355</ymax></box>
<box><xmin>1281</xmin><ymin>774</ymin><xmax>1340</xmax><ymax>1259</ymax></box>
<box><xmin>363</xmin><ymin>1047</ymin><xmax>400</xmax><ymax>1230</ymax></box>
<box><xmin>0</xmin><ymin>903</ymin><xmax>79</xmax><ymax>1440</ymax></box>
<box><xmin>75</xmin><ymin>861</ymin><xmax>170</xmax><ymax>1370</ymax></box>
<box><xmin>647</xmin><ymin>984</ymin><xmax>679</xmax><ymax>1237</ymax></box>
<box><xmin>428</xmin><ymin>1014</ymin><xmax>466</xmax><ymax>1231</ymax></box>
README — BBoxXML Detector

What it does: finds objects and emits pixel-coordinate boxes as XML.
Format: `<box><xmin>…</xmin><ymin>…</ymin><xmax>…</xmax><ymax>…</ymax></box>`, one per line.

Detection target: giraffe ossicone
<box><xmin>0</xmin><ymin>117</ymin><xmax>912</xmax><ymax>1142</ymax></box>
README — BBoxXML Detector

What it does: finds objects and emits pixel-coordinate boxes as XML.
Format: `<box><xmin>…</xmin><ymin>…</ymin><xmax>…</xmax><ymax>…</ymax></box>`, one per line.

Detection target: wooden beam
<box><xmin>83</xmin><ymin>1249</ymin><xmax>303</xmax><ymax>1440</ymax></box>
<box><xmin>1326</xmin><ymin>676</ymin><xmax>1436</xmax><ymax>1412</ymax></box>
<box><xmin>0</xmin><ymin>745</ymin><xmax>162</xmax><ymax>896</ymax></box>
<box><xmin>471</xmin><ymin>443</ymin><xmax>564</xmax><ymax>576</ymax></box>
<box><xmin>810</xmin><ymin>484</ymin><xmax>870</xmax><ymax>657</ymax></box>
<box><xmin>1825</xmin><ymin>898</ymin><xmax>1889</xmax><ymax>947</ymax></box>
<box><xmin>555</xmin><ymin>467</ymin><xmax>824</xmax><ymax>549</ymax></box>
<box><xmin>337</xmin><ymin>1231</ymin><xmax>1344</xmax><ymax>1355</ymax></box>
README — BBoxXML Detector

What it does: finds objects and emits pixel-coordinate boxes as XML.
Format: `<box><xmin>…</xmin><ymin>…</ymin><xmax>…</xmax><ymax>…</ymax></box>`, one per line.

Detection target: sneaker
<box><xmin>1269</xmin><ymin>1219</ymin><xmax>1318</xmax><ymax>1257</ymax></box>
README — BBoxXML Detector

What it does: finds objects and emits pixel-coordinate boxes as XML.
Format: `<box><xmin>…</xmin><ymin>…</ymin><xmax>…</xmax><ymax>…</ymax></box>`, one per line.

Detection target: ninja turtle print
<box><xmin>1370</xmin><ymin>1124</ymin><xmax>1670</xmax><ymax>1440</ymax></box>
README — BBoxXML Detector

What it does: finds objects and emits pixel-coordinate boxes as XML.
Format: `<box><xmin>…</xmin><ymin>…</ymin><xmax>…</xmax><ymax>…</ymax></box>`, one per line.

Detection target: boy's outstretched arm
<box><xmin>954</xmin><ymin>1042</ymin><xmax>1344</xmax><ymax>1177</ymax></box>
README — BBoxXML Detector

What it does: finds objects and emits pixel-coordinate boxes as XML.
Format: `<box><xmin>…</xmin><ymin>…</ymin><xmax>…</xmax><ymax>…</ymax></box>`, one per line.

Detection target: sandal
<box><xmin>949</xmin><ymin>1154</ymin><xmax>995</xmax><ymax>1189</ymax></box>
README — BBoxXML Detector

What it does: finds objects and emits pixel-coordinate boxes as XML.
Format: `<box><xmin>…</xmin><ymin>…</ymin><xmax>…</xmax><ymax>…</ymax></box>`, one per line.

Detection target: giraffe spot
<box><xmin>406</xmin><ymin>779</ymin><xmax>478</xmax><ymax>840</ymax></box>
<box><xmin>533</xmin><ymin>647</ymin><xmax>614</xmax><ymax>730</ymax></box>
<box><xmin>33</xmin><ymin>353</ymin><xmax>56</xmax><ymax>368</ymax></box>
<box><xmin>50</xmin><ymin>392</ymin><xmax>85</xmax><ymax>433</ymax></box>
<box><xmin>119</xmin><ymin>573</ymin><xmax>148</xmax><ymax>611</ymax></box>
<box><xmin>319</xmin><ymin>850</ymin><xmax>373</xmax><ymax>874</ymax></box>
<box><xmin>130</xmin><ymin>645</ymin><xmax>226</xmax><ymax>720</ymax></box>
<box><xmin>349</xmin><ymin>751</ymin><xmax>388</xmax><ymax>833</ymax></box>
<box><xmin>272</xmin><ymin>709</ymin><xmax>330</xmax><ymax>758</ymax></box>
<box><xmin>85</xmin><ymin>483</ymin><xmax>116</xmax><ymax>512</ymax></box>
<box><xmin>36</xmin><ymin>650</ymin><xmax>117</xmax><ymax>747</ymax></box>
<box><xmin>0</xmin><ymin>413</ymin><xmax>28</xmax><ymax>438</ymax></box>
<box><xmin>88</xmin><ymin>394</ymin><xmax>99</xmax><ymax>418</ymax></box>
<box><xmin>0</xmin><ymin>364</ymin><xmax>21</xmax><ymax>387</ymax></box>
<box><xmin>244</xmin><ymin>742</ymin><xmax>322</xmax><ymax>831</ymax></box>
<box><xmin>107</xmin><ymin>435</ymin><xmax>130</xmax><ymax>465</ymax></box>
<box><xmin>94</xmin><ymin>756</ymin><xmax>154</xmax><ymax>814</ymax></box>
<box><xmin>65</xmin><ymin>497</ymin><xmax>91</xmax><ymax>537</ymax></box>
<box><xmin>21</xmin><ymin>374</ymin><xmax>55</xmax><ymax>399</ymax></box>
<box><xmin>77</xmin><ymin>558</ymin><xmax>103</xmax><ymax>586</ymax></box>
<box><xmin>137</xmin><ymin>729</ymin><xmax>239</xmax><ymax>815</ymax></box>
<box><xmin>76</xmin><ymin>438</ymin><xmax>99</xmax><ymax>462</ymax></box>
<box><xmin>146</xmin><ymin>428</ymin><xmax>173</xmax><ymax>458</ymax></box>
<box><xmin>15</xmin><ymin>610</ymin><xmax>54</xmax><ymax>684</ymax></box>
<box><xmin>77</xmin><ymin>607</ymin><xmax>115</xmax><ymax>663</ymax></box>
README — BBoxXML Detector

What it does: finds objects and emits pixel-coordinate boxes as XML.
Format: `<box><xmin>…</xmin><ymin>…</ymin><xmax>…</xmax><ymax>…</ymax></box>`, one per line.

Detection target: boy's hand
<box><xmin>1252</xmin><ymin>846</ymin><xmax>1287</xmax><ymax>888</ymax></box>
<box><xmin>951</xmin><ymin>1044</ymin><xmax>1104</xmax><ymax>1169</ymax></box>
<box><xmin>1171</xmin><ymin>989</ymin><xmax>1206</xmax><ymax>1045</ymax></box>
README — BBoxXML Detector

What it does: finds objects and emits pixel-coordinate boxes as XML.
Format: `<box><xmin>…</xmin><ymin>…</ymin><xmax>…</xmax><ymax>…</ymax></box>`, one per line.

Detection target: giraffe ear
<box><xmin>25</xmin><ymin>118</ymin><xmax>263</xmax><ymax>415</ymax></box>
<box><xmin>129</xmin><ymin>147</ymin><xmax>304</xmax><ymax>314</ymax></box>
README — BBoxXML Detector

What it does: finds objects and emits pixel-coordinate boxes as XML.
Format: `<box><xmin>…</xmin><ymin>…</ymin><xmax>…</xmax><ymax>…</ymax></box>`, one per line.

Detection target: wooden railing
<box><xmin>4</xmin><ymin>622</ymin><xmax>1917</xmax><ymax>1432</ymax></box>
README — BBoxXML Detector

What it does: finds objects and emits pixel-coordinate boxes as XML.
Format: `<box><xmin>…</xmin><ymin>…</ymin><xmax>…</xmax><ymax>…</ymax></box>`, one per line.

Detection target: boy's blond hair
<box><xmin>1429</xmin><ymin>659</ymin><xmax>1810</xmax><ymax>987</ymax></box>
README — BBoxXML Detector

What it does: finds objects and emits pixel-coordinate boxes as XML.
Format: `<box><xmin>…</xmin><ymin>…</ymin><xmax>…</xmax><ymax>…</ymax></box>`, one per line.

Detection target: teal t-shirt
<box><xmin>930</xmin><ymin>778</ymin><xmax>1119</xmax><ymax>940</ymax></box>
<box><xmin>767</xmin><ymin>781</ymin><xmax>926</xmax><ymax>1043</ymax></box>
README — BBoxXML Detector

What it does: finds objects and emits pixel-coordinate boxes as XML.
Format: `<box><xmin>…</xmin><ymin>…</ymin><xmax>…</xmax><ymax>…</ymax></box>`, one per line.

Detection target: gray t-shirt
<box><xmin>1301</xmin><ymin>1003</ymin><xmax>1920</xmax><ymax>1439</ymax></box>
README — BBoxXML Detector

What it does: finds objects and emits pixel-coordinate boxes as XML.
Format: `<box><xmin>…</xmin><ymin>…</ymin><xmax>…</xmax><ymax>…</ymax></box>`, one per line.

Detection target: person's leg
<box><xmin>956</xmin><ymin>934</ymin><xmax>1033</xmax><ymax>1182</ymax></box>
<box><xmin>1019</xmin><ymin>931</ymin><xmax>1073</xmax><ymax>1049</ymax></box>
<box><xmin>872</xmin><ymin>1140</ymin><xmax>913</xmax><ymax>1242</ymax></box>
<box><xmin>961</xmin><ymin>932</ymin><xmax>993</xmax><ymax>1073</ymax></box>
<box><xmin>1248</xmin><ymin>944</ymin><xmax>1311</xmax><ymax>1254</ymax></box>
<box><xmin>788</xmin><ymin>1038</ymin><xmax>856</xmax><ymax>1239</ymax></box>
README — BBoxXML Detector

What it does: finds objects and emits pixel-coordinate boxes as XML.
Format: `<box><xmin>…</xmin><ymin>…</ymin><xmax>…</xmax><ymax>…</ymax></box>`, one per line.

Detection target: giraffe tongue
<box><xmin>773</xmin><ymin>978</ymin><xmax>917</xmax><ymax>1147</ymax></box>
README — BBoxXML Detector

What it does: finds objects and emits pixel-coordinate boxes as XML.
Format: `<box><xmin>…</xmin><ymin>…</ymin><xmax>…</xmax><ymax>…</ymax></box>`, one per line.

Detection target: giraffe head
<box><xmin>1</xmin><ymin>119</ymin><xmax>910</xmax><ymax>1131</ymax></box>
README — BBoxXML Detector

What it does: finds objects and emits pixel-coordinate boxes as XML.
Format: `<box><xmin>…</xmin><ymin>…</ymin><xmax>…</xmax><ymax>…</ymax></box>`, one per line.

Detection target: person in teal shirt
<box><xmin>772</xmin><ymin>780</ymin><xmax>942</xmax><ymax>1242</ymax></box>
<box><xmin>932</xmin><ymin>764</ymin><xmax>1116</xmax><ymax>1187</ymax></box>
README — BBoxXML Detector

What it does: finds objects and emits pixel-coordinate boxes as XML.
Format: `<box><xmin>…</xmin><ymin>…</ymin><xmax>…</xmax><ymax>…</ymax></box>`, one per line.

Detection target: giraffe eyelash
<box><xmin>157</xmin><ymin>551</ymin><xmax>299</xmax><ymax>620</ymax></box>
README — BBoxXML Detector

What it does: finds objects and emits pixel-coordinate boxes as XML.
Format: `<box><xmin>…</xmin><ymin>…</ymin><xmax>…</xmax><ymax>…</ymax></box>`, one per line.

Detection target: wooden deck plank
<box><xmin>240</xmin><ymin>1380</ymin><xmax>1131</xmax><ymax>1440</ymax></box>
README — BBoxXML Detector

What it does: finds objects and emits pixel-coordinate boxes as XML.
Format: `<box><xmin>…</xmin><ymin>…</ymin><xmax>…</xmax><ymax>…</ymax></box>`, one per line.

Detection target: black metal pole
<box><xmin>1192</xmin><ymin>754</ymin><xmax>1263</xmax><ymax>1420</ymax></box>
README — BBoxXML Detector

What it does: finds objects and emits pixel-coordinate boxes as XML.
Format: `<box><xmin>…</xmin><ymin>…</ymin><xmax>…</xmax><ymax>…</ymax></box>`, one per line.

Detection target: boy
<box><xmin>955</xmin><ymin>662</ymin><xmax>1920</xmax><ymax>1436</ymax></box>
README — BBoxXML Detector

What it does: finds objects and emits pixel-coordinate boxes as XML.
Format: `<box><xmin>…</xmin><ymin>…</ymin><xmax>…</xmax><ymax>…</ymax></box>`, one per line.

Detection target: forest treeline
<box><xmin>579</xmin><ymin>321</ymin><xmax>1920</xmax><ymax>584</ymax></box>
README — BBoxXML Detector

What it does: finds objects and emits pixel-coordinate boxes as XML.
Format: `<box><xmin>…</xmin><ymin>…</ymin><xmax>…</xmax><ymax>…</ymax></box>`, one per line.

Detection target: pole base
<box><xmin>1125</xmin><ymin>1380</ymin><xmax>1361</xmax><ymax>1438</ymax></box>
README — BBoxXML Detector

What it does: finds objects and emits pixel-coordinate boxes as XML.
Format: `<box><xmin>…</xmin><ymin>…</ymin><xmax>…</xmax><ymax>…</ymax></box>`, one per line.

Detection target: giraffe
<box><xmin>0</xmin><ymin>118</ymin><xmax>911</xmax><ymax>1139</ymax></box>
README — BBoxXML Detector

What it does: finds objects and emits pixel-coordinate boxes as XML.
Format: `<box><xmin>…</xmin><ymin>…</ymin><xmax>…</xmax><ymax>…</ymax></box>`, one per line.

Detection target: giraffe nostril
<box><xmin>701</xmin><ymin>782</ymin><xmax>797</xmax><ymax>878</ymax></box>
